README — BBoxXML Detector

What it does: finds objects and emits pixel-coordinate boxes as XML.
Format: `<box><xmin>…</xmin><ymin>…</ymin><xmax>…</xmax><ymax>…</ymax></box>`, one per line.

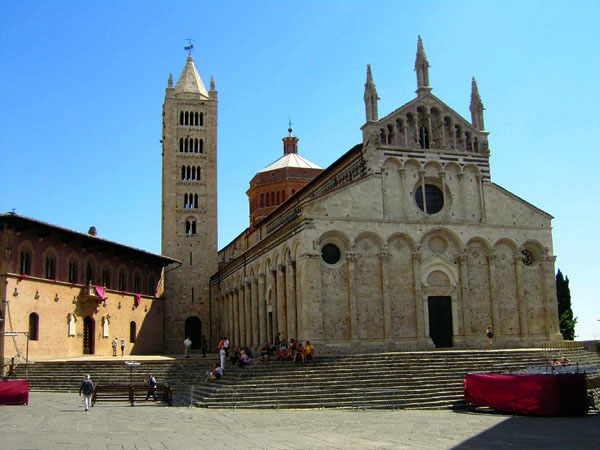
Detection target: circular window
<box><xmin>521</xmin><ymin>249</ymin><xmax>534</xmax><ymax>266</ymax></box>
<box><xmin>321</xmin><ymin>243</ymin><xmax>341</xmax><ymax>265</ymax></box>
<box><xmin>415</xmin><ymin>184</ymin><xmax>444</xmax><ymax>214</ymax></box>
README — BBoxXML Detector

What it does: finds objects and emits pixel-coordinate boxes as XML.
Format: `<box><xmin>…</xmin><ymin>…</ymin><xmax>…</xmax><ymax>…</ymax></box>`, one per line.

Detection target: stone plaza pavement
<box><xmin>1</xmin><ymin>393</ymin><xmax>598</xmax><ymax>450</ymax></box>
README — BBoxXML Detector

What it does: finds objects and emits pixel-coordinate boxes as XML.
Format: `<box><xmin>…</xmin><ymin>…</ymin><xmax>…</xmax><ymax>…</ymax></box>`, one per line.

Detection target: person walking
<box><xmin>120</xmin><ymin>338</ymin><xmax>125</xmax><ymax>356</ymax></box>
<box><xmin>79</xmin><ymin>374</ymin><xmax>94</xmax><ymax>411</ymax></box>
<box><xmin>184</xmin><ymin>337</ymin><xmax>192</xmax><ymax>358</ymax></box>
<box><xmin>220</xmin><ymin>347</ymin><xmax>226</xmax><ymax>371</ymax></box>
<box><xmin>145</xmin><ymin>373</ymin><xmax>157</xmax><ymax>401</ymax></box>
<box><xmin>223</xmin><ymin>336</ymin><xmax>230</xmax><ymax>357</ymax></box>
<box><xmin>486</xmin><ymin>324</ymin><xmax>494</xmax><ymax>350</ymax></box>
<box><xmin>111</xmin><ymin>338</ymin><xmax>118</xmax><ymax>356</ymax></box>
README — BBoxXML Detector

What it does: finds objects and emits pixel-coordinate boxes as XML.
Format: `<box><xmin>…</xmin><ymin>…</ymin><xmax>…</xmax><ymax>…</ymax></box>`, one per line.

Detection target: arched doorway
<box><xmin>83</xmin><ymin>317</ymin><xmax>94</xmax><ymax>354</ymax></box>
<box><xmin>184</xmin><ymin>316</ymin><xmax>202</xmax><ymax>349</ymax></box>
<box><xmin>428</xmin><ymin>296</ymin><xmax>453</xmax><ymax>348</ymax></box>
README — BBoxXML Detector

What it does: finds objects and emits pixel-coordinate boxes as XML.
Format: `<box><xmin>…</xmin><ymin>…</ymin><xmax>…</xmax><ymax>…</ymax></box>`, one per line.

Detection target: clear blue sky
<box><xmin>1</xmin><ymin>1</ymin><xmax>598</xmax><ymax>340</ymax></box>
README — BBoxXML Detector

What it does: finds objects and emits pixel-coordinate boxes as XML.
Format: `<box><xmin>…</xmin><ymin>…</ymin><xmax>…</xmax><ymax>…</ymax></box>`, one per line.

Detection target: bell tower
<box><xmin>161</xmin><ymin>53</ymin><xmax>218</xmax><ymax>352</ymax></box>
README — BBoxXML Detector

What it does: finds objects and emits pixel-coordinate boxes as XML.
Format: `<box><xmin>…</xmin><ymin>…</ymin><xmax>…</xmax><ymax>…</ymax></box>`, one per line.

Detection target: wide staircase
<box><xmin>15</xmin><ymin>348</ymin><xmax>600</xmax><ymax>410</ymax></box>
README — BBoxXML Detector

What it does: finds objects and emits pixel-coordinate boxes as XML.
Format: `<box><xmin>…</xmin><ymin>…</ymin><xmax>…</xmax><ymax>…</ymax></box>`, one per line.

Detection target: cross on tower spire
<box><xmin>184</xmin><ymin>37</ymin><xmax>194</xmax><ymax>54</ymax></box>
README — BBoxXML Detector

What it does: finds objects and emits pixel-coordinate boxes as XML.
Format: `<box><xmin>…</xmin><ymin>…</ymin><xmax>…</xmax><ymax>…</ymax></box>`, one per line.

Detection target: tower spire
<box><xmin>415</xmin><ymin>35</ymin><xmax>432</xmax><ymax>96</ymax></box>
<box><xmin>364</xmin><ymin>64</ymin><xmax>379</xmax><ymax>122</ymax></box>
<box><xmin>470</xmin><ymin>77</ymin><xmax>485</xmax><ymax>131</ymax></box>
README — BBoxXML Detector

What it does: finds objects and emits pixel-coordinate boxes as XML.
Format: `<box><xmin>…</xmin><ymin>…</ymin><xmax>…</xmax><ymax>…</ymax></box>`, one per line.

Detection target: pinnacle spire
<box><xmin>210</xmin><ymin>75</ymin><xmax>215</xmax><ymax>91</ymax></box>
<box><xmin>415</xmin><ymin>35</ymin><xmax>432</xmax><ymax>96</ymax></box>
<box><xmin>470</xmin><ymin>77</ymin><xmax>485</xmax><ymax>131</ymax></box>
<box><xmin>364</xmin><ymin>64</ymin><xmax>379</xmax><ymax>122</ymax></box>
<box><xmin>174</xmin><ymin>54</ymin><xmax>209</xmax><ymax>98</ymax></box>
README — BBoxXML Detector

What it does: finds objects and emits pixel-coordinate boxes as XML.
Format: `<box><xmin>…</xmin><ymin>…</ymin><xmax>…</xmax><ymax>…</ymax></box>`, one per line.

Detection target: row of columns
<box><xmin>217</xmin><ymin>247</ymin><xmax>558</xmax><ymax>348</ymax></box>
<box><xmin>218</xmin><ymin>259</ymin><xmax>300</xmax><ymax>349</ymax></box>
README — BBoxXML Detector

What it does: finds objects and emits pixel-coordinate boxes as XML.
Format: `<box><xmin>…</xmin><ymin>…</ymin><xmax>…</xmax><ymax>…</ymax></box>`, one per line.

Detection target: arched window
<box><xmin>86</xmin><ymin>262</ymin><xmax>94</xmax><ymax>284</ymax></box>
<box><xmin>194</xmin><ymin>112</ymin><xmax>199</xmax><ymax>126</ymax></box>
<box><xmin>260</xmin><ymin>193</ymin><xmax>264</xmax><ymax>207</ymax></box>
<box><xmin>194</xmin><ymin>138</ymin><xmax>199</xmax><ymax>153</ymax></box>
<box><xmin>148</xmin><ymin>275</ymin><xmax>156</xmax><ymax>296</ymax></box>
<box><xmin>192</xmin><ymin>167</ymin><xmax>196</xmax><ymax>180</ymax></box>
<box><xmin>276</xmin><ymin>191</ymin><xmax>280</xmax><ymax>204</ymax></box>
<box><xmin>186</xmin><ymin>220</ymin><xmax>191</xmax><ymax>235</ymax></box>
<box><xmin>130</xmin><ymin>321</ymin><xmax>136</xmax><ymax>343</ymax></box>
<box><xmin>179</xmin><ymin>138</ymin><xmax>183</xmax><ymax>152</ymax></box>
<box><xmin>20</xmin><ymin>250</ymin><xmax>31</xmax><ymax>275</ymax></box>
<box><xmin>200</xmin><ymin>112</ymin><xmax>204</xmax><ymax>126</ymax></box>
<box><xmin>194</xmin><ymin>194</ymin><xmax>198</xmax><ymax>208</ymax></box>
<box><xmin>29</xmin><ymin>313</ymin><xmax>39</xmax><ymax>341</ymax></box>
<box><xmin>181</xmin><ymin>166</ymin><xmax>185</xmax><ymax>180</ymax></box>
<box><xmin>68</xmin><ymin>260</ymin><xmax>78</xmax><ymax>283</ymax></box>
<box><xmin>184</xmin><ymin>193</ymin><xmax>188</xmax><ymax>208</ymax></box>
<box><xmin>118</xmin><ymin>269</ymin><xmax>126</xmax><ymax>291</ymax></box>
<box><xmin>134</xmin><ymin>274</ymin><xmax>141</xmax><ymax>294</ymax></box>
<box><xmin>180</xmin><ymin>111</ymin><xmax>184</xmax><ymax>125</ymax></box>
<box><xmin>45</xmin><ymin>255</ymin><xmax>56</xmax><ymax>279</ymax></box>
<box><xmin>185</xmin><ymin>111</ymin><xmax>189</xmax><ymax>125</ymax></box>
<box><xmin>271</xmin><ymin>192</ymin><xmax>275</xmax><ymax>205</ymax></box>
<box><xmin>197</xmin><ymin>166</ymin><xmax>201</xmax><ymax>180</ymax></box>
<box><xmin>102</xmin><ymin>267</ymin><xmax>111</xmax><ymax>288</ymax></box>
<box><xmin>199</xmin><ymin>139</ymin><xmax>203</xmax><ymax>153</ymax></box>
<box><xmin>282</xmin><ymin>190</ymin><xmax>286</xmax><ymax>202</ymax></box>
<box><xmin>191</xmin><ymin>221</ymin><xmax>197</xmax><ymax>235</ymax></box>
<box><xmin>186</xmin><ymin>166</ymin><xmax>191</xmax><ymax>180</ymax></box>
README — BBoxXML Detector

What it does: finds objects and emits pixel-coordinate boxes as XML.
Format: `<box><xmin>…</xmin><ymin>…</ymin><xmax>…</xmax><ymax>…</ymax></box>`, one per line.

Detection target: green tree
<box><xmin>556</xmin><ymin>269</ymin><xmax>577</xmax><ymax>340</ymax></box>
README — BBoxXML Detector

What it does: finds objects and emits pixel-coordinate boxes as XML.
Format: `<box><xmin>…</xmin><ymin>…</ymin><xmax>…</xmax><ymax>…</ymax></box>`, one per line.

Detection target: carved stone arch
<box><xmin>383</xmin><ymin>156</ymin><xmax>402</xmax><ymax>172</ymax></box>
<box><xmin>443</xmin><ymin>162</ymin><xmax>461</xmax><ymax>183</ymax></box>
<box><xmin>249</xmin><ymin>266</ymin><xmax>255</xmax><ymax>279</ymax></box>
<box><xmin>319</xmin><ymin>230</ymin><xmax>351</xmax><ymax>251</ymax></box>
<box><xmin>281</xmin><ymin>244</ymin><xmax>293</xmax><ymax>263</ymax></box>
<box><xmin>403</xmin><ymin>159</ymin><xmax>422</xmax><ymax>171</ymax></box>
<box><xmin>493</xmin><ymin>238</ymin><xmax>518</xmax><ymax>251</ymax></box>
<box><xmin>420</xmin><ymin>228</ymin><xmax>464</xmax><ymax>255</ymax></box>
<box><xmin>519</xmin><ymin>239</ymin><xmax>547</xmax><ymax>267</ymax></box>
<box><xmin>263</xmin><ymin>257</ymin><xmax>273</xmax><ymax>274</ymax></box>
<box><xmin>463</xmin><ymin>164</ymin><xmax>481</xmax><ymax>178</ymax></box>
<box><xmin>465</xmin><ymin>236</ymin><xmax>492</xmax><ymax>252</ymax></box>
<box><xmin>423</xmin><ymin>160</ymin><xmax>443</xmax><ymax>178</ymax></box>
<box><xmin>291</xmin><ymin>239</ymin><xmax>302</xmax><ymax>261</ymax></box>
<box><xmin>421</xmin><ymin>254</ymin><xmax>459</xmax><ymax>287</ymax></box>
<box><xmin>353</xmin><ymin>231</ymin><xmax>384</xmax><ymax>255</ymax></box>
<box><xmin>386</xmin><ymin>232</ymin><xmax>418</xmax><ymax>253</ymax></box>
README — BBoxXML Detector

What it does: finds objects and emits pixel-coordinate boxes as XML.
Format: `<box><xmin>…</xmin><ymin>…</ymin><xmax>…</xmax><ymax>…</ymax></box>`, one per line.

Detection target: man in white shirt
<box><xmin>184</xmin><ymin>337</ymin><xmax>192</xmax><ymax>358</ymax></box>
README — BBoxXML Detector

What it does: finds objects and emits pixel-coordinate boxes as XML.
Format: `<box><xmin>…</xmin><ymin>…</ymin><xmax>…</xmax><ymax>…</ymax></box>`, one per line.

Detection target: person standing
<box><xmin>220</xmin><ymin>347</ymin><xmax>226</xmax><ymax>371</ymax></box>
<box><xmin>486</xmin><ymin>324</ymin><xmax>494</xmax><ymax>350</ymax></box>
<box><xmin>120</xmin><ymin>338</ymin><xmax>125</xmax><ymax>356</ymax></box>
<box><xmin>184</xmin><ymin>337</ymin><xmax>192</xmax><ymax>358</ymax></box>
<box><xmin>79</xmin><ymin>374</ymin><xmax>94</xmax><ymax>411</ymax></box>
<box><xmin>111</xmin><ymin>338</ymin><xmax>118</xmax><ymax>356</ymax></box>
<box><xmin>223</xmin><ymin>337</ymin><xmax>230</xmax><ymax>357</ymax></box>
<box><xmin>201</xmin><ymin>335</ymin><xmax>207</xmax><ymax>358</ymax></box>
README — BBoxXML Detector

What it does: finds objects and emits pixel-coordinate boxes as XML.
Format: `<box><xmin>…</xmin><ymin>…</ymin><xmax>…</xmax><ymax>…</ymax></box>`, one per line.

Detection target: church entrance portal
<box><xmin>184</xmin><ymin>316</ymin><xmax>202</xmax><ymax>349</ymax></box>
<box><xmin>428</xmin><ymin>296</ymin><xmax>453</xmax><ymax>348</ymax></box>
<box><xmin>83</xmin><ymin>317</ymin><xmax>94</xmax><ymax>354</ymax></box>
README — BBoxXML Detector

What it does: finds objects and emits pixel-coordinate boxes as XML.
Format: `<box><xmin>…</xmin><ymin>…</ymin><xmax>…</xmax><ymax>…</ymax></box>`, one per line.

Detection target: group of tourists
<box><xmin>260</xmin><ymin>335</ymin><xmax>315</xmax><ymax>364</ymax></box>
<box><xmin>111</xmin><ymin>337</ymin><xmax>126</xmax><ymax>356</ymax></box>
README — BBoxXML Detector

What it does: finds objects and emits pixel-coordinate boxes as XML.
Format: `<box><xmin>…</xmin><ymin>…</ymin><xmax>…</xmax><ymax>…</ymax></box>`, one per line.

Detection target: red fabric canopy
<box><xmin>464</xmin><ymin>373</ymin><xmax>587</xmax><ymax>416</ymax></box>
<box><xmin>0</xmin><ymin>379</ymin><xmax>29</xmax><ymax>405</ymax></box>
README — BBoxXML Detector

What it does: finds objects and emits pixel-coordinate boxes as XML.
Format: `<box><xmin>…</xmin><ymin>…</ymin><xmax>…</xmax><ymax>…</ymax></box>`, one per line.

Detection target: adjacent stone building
<box><xmin>207</xmin><ymin>37</ymin><xmax>563</xmax><ymax>353</ymax></box>
<box><xmin>0</xmin><ymin>213</ymin><xmax>177</xmax><ymax>361</ymax></box>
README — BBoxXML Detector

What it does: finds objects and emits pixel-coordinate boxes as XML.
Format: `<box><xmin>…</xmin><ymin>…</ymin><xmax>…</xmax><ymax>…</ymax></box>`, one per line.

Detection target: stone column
<box><xmin>286</xmin><ymin>259</ymin><xmax>297</xmax><ymax>340</ymax></box>
<box><xmin>412</xmin><ymin>251</ymin><xmax>424</xmax><ymax>338</ymax></box>
<box><xmin>477</xmin><ymin>174</ymin><xmax>486</xmax><ymax>222</ymax></box>
<box><xmin>251</xmin><ymin>277</ymin><xmax>259</xmax><ymax>347</ymax></box>
<box><xmin>298</xmin><ymin>252</ymin><xmax>323</xmax><ymax>341</ymax></box>
<box><xmin>457</xmin><ymin>173</ymin><xmax>466</xmax><ymax>220</ymax></box>
<box><xmin>244</xmin><ymin>280</ymin><xmax>251</xmax><ymax>347</ymax></box>
<box><xmin>514</xmin><ymin>254</ymin><xmax>528</xmax><ymax>336</ymax></box>
<box><xmin>379</xmin><ymin>249</ymin><xmax>392</xmax><ymax>339</ymax></box>
<box><xmin>270</xmin><ymin>268</ymin><xmax>278</xmax><ymax>339</ymax></box>
<box><xmin>419</xmin><ymin>170</ymin><xmax>427</xmax><ymax>213</ymax></box>
<box><xmin>458</xmin><ymin>253</ymin><xmax>470</xmax><ymax>336</ymax></box>
<box><xmin>541</xmin><ymin>254</ymin><xmax>559</xmax><ymax>335</ymax></box>
<box><xmin>277</xmin><ymin>263</ymin><xmax>287</xmax><ymax>340</ymax></box>
<box><xmin>346</xmin><ymin>251</ymin><xmax>359</xmax><ymax>340</ymax></box>
<box><xmin>487</xmin><ymin>253</ymin><xmax>500</xmax><ymax>330</ymax></box>
<box><xmin>238</xmin><ymin>285</ymin><xmax>246</xmax><ymax>347</ymax></box>
<box><xmin>398</xmin><ymin>168</ymin><xmax>406</xmax><ymax>219</ymax></box>
<box><xmin>258</xmin><ymin>273</ymin><xmax>267</xmax><ymax>345</ymax></box>
<box><xmin>233</xmin><ymin>289</ymin><xmax>240</xmax><ymax>347</ymax></box>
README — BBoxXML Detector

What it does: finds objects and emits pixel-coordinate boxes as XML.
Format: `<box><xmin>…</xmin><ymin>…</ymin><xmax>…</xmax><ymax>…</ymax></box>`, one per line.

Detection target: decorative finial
<box><xmin>210</xmin><ymin>75</ymin><xmax>215</xmax><ymax>90</ymax></box>
<box><xmin>288</xmin><ymin>117</ymin><xmax>293</xmax><ymax>135</ymax></box>
<box><xmin>184</xmin><ymin>37</ymin><xmax>194</xmax><ymax>54</ymax></box>
<box><xmin>471</xmin><ymin>77</ymin><xmax>481</xmax><ymax>102</ymax></box>
<box><xmin>168</xmin><ymin>73</ymin><xmax>173</xmax><ymax>88</ymax></box>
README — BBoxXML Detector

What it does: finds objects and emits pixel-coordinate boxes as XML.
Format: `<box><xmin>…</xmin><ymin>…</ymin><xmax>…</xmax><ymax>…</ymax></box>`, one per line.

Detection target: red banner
<box><xmin>0</xmin><ymin>379</ymin><xmax>29</xmax><ymax>405</ymax></box>
<box><xmin>464</xmin><ymin>373</ymin><xmax>587</xmax><ymax>416</ymax></box>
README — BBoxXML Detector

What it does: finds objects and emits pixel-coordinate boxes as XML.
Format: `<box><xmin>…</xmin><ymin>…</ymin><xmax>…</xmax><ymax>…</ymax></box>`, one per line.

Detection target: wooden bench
<box><xmin>92</xmin><ymin>383</ymin><xmax>173</xmax><ymax>406</ymax></box>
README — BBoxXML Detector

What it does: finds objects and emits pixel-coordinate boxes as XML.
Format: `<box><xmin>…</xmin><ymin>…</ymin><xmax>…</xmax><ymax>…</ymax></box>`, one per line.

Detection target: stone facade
<box><xmin>208</xmin><ymin>37</ymin><xmax>562</xmax><ymax>353</ymax></box>
<box><xmin>0</xmin><ymin>214</ymin><xmax>176</xmax><ymax>362</ymax></box>
<box><xmin>161</xmin><ymin>55</ymin><xmax>218</xmax><ymax>352</ymax></box>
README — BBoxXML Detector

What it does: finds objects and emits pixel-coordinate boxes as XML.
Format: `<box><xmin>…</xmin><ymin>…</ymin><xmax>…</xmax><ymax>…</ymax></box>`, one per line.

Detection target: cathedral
<box><xmin>162</xmin><ymin>36</ymin><xmax>562</xmax><ymax>354</ymax></box>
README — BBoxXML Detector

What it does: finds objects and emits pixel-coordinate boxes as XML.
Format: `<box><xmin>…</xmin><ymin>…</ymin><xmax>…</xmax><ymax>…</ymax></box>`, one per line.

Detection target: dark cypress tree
<box><xmin>556</xmin><ymin>269</ymin><xmax>576</xmax><ymax>340</ymax></box>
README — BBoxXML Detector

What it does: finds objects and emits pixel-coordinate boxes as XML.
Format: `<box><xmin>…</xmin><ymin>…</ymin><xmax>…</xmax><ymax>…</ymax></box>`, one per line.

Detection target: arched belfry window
<box><xmin>419</xmin><ymin>125</ymin><xmax>430</xmax><ymax>149</ymax></box>
<box><xmin>194</xmin><ymin>194</ymin><xmax>198</xmax><ymax>208</ymax></box>
<box><xmin>191</xmin><ymin>221</ymin><xmax>197</xmax><ymax>234</ymax></box>
<box><xmin>45</xmin><ymin>255</ymin><xmax>56</xmax><ymax>279</ymax></box>
<box><xmin>180</xmin><ymin>111</ymin><xmax>184</xmax><ymax>125</ymax></box>
<box><xmin>185</xmin><ymin>111</ymin><xmax>189</xmax><ymax>125</ymax></box>
<box><xmin>179</xmin><ymin>138</ymin><xmax>183</xmax><ymax>152</ymax></box>
<box><xmin>186</xmin><ymin>166</ymin><xmax>191</xmax><ymax>180</ymax></box>
<box><xmin>184</xmin><ymin>193</ymin><xmax>188</xmax><ymax>208</ymax></box>
<box><xmin>200</xmin><ymin>139</ymin><xmax>203</xmax><ymax>153</ymax></box>
<box><xmin>197</xmin><ymin>166</ymin><xmax>201</xmax><ymax>180</ymax></box>
<box><xmin>200</xmin><ymin>112</ymin><xmax>204</xmax><ymax>126</ymax></box>
<box><xmin>181</xmin><ymin>166</ymin><xmax>185</xmax><ymax>180</ymax></box>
